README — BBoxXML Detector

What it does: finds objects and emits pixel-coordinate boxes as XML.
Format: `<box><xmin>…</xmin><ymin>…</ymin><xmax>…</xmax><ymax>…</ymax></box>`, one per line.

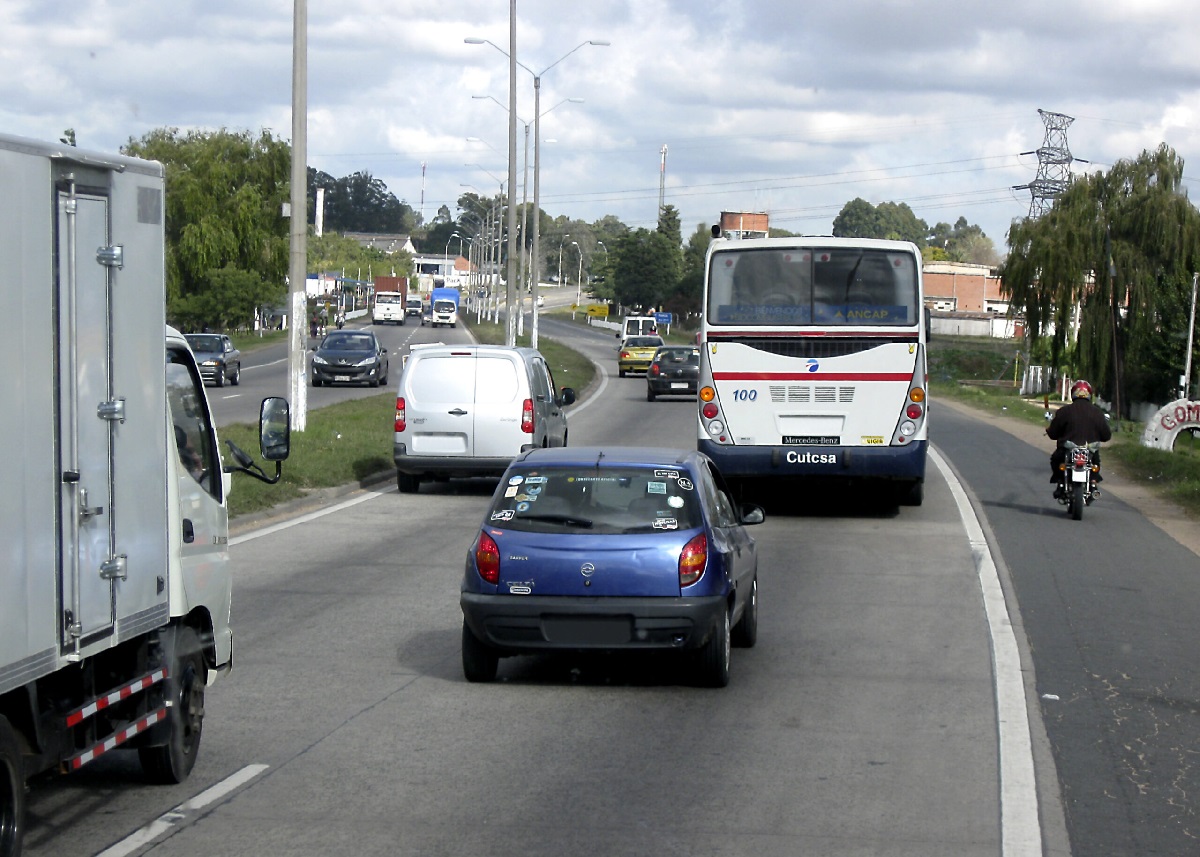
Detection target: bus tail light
<box><xmin>699</xmin><ymin>386</ymin><xmax>715</xmax><ymax>402</ymax></box>
<box><xmin>702</xmin><ymin>402</ymin><xmax>719</xmax><ymax>420</ymax></box>
<box><xmin>521</xmin><ymin>398</ymin><xmax>535</xmax><ymax>434</ymax></box>
<box><xmin>394</xmin><ymin>397</ymin><xmax>406</xmax><ymax>432</ymax></box>
<box><xmin>679</xmin><ymin>533</ymin><xmax>707</xmax><ymax>586</ymax></box>
<box><xmin>474</xmin><ymin>531</ymin><xmax>500</xmax><ymax>584</ymax></box>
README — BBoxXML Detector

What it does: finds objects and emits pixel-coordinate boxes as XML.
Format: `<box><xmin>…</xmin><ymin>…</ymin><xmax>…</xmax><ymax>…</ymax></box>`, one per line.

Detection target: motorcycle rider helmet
<box><xmin>1071</xmin><ymin>379</ymin><xmax>1093</xmax><ymax>400</ymax></box>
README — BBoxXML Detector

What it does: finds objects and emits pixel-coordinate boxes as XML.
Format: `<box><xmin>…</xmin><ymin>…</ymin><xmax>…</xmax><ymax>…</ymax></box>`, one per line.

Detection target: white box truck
<box><xmin>0</xmin><ymin>133</ymin><xmax>290</xmax><ymax>857</ymax></box>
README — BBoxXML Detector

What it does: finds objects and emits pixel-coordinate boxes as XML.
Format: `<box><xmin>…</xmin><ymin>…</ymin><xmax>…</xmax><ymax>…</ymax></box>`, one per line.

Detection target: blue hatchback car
<box><xmin>460</xmin><ymin>446</ymin><xmax>764</xmax><ymax>686</ymax></box>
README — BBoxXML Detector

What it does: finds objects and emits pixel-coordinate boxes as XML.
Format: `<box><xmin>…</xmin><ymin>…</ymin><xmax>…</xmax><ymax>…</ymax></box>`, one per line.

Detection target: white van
<box><xmin>617</xmin><ymin>315</ymin><xmax>658</xmax><ymax>345</ymax></box>
<box><xmin>373</xmin><ymin>291</ymin><xmax>406</xmax><ymax>325</ymax></box>
<box><xmin>393</xmin><ymin>345</ymin><xmax>577</xmax><ymax>493</ymax></box>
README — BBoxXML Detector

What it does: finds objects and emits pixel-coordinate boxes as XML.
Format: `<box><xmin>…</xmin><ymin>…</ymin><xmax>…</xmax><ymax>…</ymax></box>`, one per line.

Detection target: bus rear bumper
<box><xmin>699</xmin><ymin>438</ymin><xmax>927</xmax><ymax>481</ymax></box>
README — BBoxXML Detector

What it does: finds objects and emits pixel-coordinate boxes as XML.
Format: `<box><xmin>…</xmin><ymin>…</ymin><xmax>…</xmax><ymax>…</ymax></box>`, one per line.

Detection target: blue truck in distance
<box><xmin>428</xmin><ymin>287</ymin><xmax>460</xmax><ymax>328</ymax></box>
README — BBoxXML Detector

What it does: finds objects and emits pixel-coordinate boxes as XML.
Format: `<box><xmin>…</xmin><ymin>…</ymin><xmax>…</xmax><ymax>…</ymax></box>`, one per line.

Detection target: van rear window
<box><xmin>407</xmin><ymin>355</ymin><xmax>520</xmax><ymax>404</ymax></box>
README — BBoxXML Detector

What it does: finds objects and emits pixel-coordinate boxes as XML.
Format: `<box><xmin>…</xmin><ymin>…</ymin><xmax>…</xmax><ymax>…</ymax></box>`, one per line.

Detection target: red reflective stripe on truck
<box><xmin>64</xmin><ymin>668</ymin><xmax>168</xmax><ymax>727</ymax></box>
<box><xmin>66</xmin><ymin>707</ymin><xmax>167</xmax><ymax>770</ymax></box>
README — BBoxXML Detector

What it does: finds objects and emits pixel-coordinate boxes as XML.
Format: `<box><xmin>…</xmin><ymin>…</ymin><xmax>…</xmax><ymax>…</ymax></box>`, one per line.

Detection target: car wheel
<box><xmin>461</xmin><ymin>620</ymin><xmax>499</xmax><ymax>683</ymax></box>
<box><xmin>139</xmin><ymin>626</ymin><xmax>205</xmax><ymax>784</ymax></box>
<box><xmin>0</xmin><ymin>714</ymin><xmax>25</xmax><ymax>857</ymax></box>
<box><xmin>214</xmin><ymin>367</ymin><xmax>225</xmax><ymax>388</ymax></box>
<box><xmin>312</xmin><ymin>375</ymin><xmax>321</xmax><ymax>387</ymax></box>
<box><xmin>230</xmin><ymin>363</ymin><xmax>241</xmax><ymax>386</ymax></box>
<box><xmin>696</xmin><ymin>608</ymin><xmax>731</xmax><ymax>688</ymax></box>
<box><xmin>619</xmin><ymin>368</ymin><xmax>627</xmax><ymax>378</ymax></box>
<box><xmin>731</xmin><ymin>575</ymin><xmax>758</xmax><ymax>648</ymax></box>
<box><xmin>646</xmin><ymin>387</ymin><xmax>655</xmax><ymax>402</ymax></box>
<box><xmin>397</xmin><ymin>471</ymin><xmax>421</xmax><ymax>494</ymax></box>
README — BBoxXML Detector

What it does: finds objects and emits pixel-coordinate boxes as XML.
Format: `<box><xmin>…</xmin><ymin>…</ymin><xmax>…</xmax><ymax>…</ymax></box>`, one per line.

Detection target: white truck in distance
<box><xmin>0</xmin><ymin>133</ymin><xmax>290</xmax><ymax>857</ymax></box>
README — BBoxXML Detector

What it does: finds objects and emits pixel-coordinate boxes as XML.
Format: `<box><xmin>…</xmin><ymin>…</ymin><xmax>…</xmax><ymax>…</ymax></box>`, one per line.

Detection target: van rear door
<box><xmin>471</xmin><ymin>353</ymin><xmax>527</xmax><ymax>458</ymax></box>
<box><xmin>404</xmin><ymin>351</ymin><xmax>478</xmax><ymax>458</ymax></box>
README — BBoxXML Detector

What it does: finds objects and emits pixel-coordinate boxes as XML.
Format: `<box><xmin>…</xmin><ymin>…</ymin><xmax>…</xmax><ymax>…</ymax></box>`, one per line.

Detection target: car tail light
<box><xmin>679</xmin><ymin>533</ymin><xmax>707</xmax><ymax>587</ymax></box>
<box><xmin>521</xmin><ymin>398</ymin><xmax>534</xmax><ymax>434</ymax></box>
<box><xmin>475</xmin><ymin>531</ymin><xmax>500</xmax><ymax>584</ymax></box>
<box><xmin>394</xmin><ymin>397</ymin><xmax>406</xmax><ymax>432</ymax></box>
<box><xmin>649</xmin><ymin>363</ymin><xmax>661</xmax><ymax>377</ymax></box>
<box><xmin>619</xmin><ymin>350</ymin><xmax>631</xmax><ymax>359</ymax></box>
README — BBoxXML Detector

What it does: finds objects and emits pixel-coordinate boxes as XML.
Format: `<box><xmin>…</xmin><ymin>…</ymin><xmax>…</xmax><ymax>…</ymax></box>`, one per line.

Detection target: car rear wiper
<box><xmin>521</xmin><ymin>513</ymin><xmax>594</xmax><ymax>528</ymax></box>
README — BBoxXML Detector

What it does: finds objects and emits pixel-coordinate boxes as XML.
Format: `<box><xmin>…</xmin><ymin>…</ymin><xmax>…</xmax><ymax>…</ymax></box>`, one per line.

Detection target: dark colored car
<box><xmin>646</xmin><ymin>346</ymin><xmax>700</xmax><ymax>401</ymax></box>
<box><xmin>184</xmin><ymin>333</ymin><xmax>241</xmax><ymax>387</ymax></box>
<box><xmin>310</xmin><ymin>330</ymin><xmax>389</xmax><ymax>387</ymax></box>
<box><xmin>459</xmin><ymin>446</ymin><xmax>764</xmax><ymax>686</ymax></box>
<box><xmin>617</xmin><ymin>335</ymin><xmax>665</xmax><ymax>377</ymax></box>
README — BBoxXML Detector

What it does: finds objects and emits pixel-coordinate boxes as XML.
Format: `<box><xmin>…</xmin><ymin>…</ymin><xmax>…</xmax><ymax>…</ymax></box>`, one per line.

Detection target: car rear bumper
<box><xmin>648</xmin><ymin>378</ymin><xmax>698</xmax><ymax>395</ymax></box>
<box><xmin>460</xmin><ymin>592</ymin><xmax>727</xmax><ymax>653</ymax></box>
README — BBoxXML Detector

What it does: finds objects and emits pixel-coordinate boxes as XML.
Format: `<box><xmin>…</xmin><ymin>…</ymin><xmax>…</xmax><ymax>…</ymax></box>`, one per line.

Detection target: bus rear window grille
<box><xmin>726</xmin><ymin>338</ymin><xmax>892</xmax><ymax>359</ymax></box>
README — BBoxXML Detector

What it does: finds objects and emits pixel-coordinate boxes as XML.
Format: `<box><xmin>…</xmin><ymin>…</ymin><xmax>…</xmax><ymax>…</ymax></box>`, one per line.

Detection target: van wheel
<box><xmin>0</xmin><ymin>714</ymin><xmax>25</xmax><ymax>857</ymax></box>
<box><xmin>139</xmin><ymin>626</ymin><xmax>205</xmax><ymax>784</ymax></box>
<box><xmin>397</xmin><ymin>472</ymin><xmax>421</xmax><ymax>494</ymax></box>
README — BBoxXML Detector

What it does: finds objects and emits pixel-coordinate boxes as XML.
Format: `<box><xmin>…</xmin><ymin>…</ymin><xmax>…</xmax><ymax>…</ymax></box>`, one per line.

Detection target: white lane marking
<box><xmin>231</xmin><ymin>489</ymin><xmax>391</xmax><ymax>545</ymax></box>
<box><xmin>929</xmin><ymin>447</ymin><xmax>1041</xmax><ymax>857</ymax></box>
<box><xmin>94</xmin><ymin>764</ymin><xmax>269</xmax><ymax>857</ymax></box>
<box><xmin>569</xmin><ymin>360</ymin><xmax>609</xmax><ymax>417</ymax></box>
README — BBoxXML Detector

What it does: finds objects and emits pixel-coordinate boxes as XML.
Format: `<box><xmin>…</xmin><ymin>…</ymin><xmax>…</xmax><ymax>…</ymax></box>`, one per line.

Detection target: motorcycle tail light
<box><xmin>679</xmin><ymin>533</ymin><xmax>707</xmax><ymax>587</ymax></box>
<box><xmin>475</xmin><ymin>531</ymin><xmax>500</xmax><ymax>584</ymax></box>
<box><xmin>1071</xmin><ymin>449</ymin><xmax>1089</xmax><ymax>466</ymax></box>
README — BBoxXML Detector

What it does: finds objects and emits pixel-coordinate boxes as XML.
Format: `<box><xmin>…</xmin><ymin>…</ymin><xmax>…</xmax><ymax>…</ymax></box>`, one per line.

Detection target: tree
<box><xmin>124</xmin><ymin>128</ymin><xmax>291</xmax><ymax>329</ymax></box>
<box><xmin>929</xmin><ymin>217</ymin><xmax>1000</xmax><ymax>266</ymax></box>
<box><xmin>832</xmin><ymin>198</ymin><xmax>880</xmax><ymax>238</ymax></box>
<box><xmin>1003</xmin><ymin>144</ymin><xmax>1200</xmax><ymax>411</ymax></box>
<box><xmin>611</xmin><ymin>228</ymin><xmax>679</xmax><ymax>310</ymax></box>
<box><xmin>308</xmin><ymin>168</ymin><xmax>416</xmax><ymax>234</ymax></box>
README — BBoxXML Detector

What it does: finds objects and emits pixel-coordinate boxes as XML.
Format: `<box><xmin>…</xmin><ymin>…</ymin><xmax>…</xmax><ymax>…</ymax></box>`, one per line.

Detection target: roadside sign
<box><xmin>654</xmin><ymin>311</ymin><xmax>673</xmax><ymax>325</ymax></box>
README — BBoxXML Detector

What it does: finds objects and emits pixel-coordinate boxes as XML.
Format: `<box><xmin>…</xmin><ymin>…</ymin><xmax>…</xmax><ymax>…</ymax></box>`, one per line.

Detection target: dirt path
<box><xmin>937</xmin><ymin>397</ymin><xmax>1200</xmax><ymax>558</ymax></box>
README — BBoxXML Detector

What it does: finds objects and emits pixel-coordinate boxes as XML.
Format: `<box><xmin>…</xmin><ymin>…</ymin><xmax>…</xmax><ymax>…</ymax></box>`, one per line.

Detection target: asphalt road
<box><xmin>19</xmin><ymin>321</ymin><xmax>1199</xmax><ymax>856</ymax></box>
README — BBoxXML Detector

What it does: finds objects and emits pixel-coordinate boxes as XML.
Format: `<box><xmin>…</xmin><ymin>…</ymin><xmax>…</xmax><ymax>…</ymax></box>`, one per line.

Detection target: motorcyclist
<box><xmin>1046</xmin><ymin>379</ymin><xmax>1112</xmax><ymax>498</ymax></box>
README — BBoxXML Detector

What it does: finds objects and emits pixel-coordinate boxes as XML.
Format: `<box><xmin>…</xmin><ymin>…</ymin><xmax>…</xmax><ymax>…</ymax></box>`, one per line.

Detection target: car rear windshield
<box><xmin>626</xmin><ymin>337</ymin><xmax>663</xmax><ymax>348</ymax></box>
<box><xmin>486</xmin><ymin>465</ymin><xmax>702</xmax><ymax>534</ymax></box>
<box><xmin>655</xmin><ymin>348</ymin><xmax>699</xmax><ymax>364</ymax></box>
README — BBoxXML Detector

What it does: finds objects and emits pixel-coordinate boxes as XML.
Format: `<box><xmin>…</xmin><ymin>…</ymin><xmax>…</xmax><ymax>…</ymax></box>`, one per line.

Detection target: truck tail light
<box><xmin>521</xmin><ymin>398</ymin><xmax>534</xmax><ymax>434</ymax></box>
<box><xmin>475</xmin><ymin>531</ymin><xmax>500</xmax><ymax>584</ymax></box>
<box><xmin>394</xmin><ymin>397</ymin><xmax>406</xmax><ymax>432</ymax></box>
<box><xmin>679</xmin><ymin>533</ymin><xmax>707</xmax><ymax>587</ymax></box>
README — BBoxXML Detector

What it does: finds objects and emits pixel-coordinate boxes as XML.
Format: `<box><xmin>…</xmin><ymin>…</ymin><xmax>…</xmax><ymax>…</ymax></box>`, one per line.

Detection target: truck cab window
<box><xmin>166</xmin><ymin>349</ymin><xmax>221</xmax><ymax>499</ymax></box>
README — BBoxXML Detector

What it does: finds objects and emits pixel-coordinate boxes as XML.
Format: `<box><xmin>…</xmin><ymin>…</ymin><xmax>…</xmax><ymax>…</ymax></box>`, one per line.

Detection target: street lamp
<box><xmin>558</xmin><ymin>234</ymin><xmax>570</xmax><ymax>293</ymax></box>
<box><xmin>465</xmin><ymin>35</ymin><xmax>609</xmax><ymax>347</ymax></box>
<box><xmin>572</xmin><ymin>240</ymin><xmax>583</xmax><ymax>309</ymax></box>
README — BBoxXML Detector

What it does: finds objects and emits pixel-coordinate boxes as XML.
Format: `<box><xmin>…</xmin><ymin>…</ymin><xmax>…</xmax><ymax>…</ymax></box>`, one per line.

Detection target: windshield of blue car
<box><xmin>486</xmin><ymin>465</ymin><xmax>702</xmax><ymax>534</ymax></box>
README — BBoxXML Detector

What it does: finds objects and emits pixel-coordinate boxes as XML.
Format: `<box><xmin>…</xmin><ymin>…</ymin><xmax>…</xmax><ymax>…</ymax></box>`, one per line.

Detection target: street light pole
<box><xmin>572</xmin><ymin>240</ymin><xmax>582</xmax><ymax>310</ymax></box>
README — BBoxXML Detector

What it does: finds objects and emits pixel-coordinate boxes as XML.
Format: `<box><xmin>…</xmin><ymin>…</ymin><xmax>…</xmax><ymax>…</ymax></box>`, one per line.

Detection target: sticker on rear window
<box><xmin>652</xmin><ymin>517</ymin><xmax>679</xmax><ymax>530</ymax></box>
<box><xmin>508</xmin><ymin>475</ymin><xmax>524</xmax><ymax>486</ymax></box>
<box><xmin>525</xmin><ymin>476</ymin><xmax>547</xmax><ymax>484</ymax></box>
<box><xmin>677</xmin><ymin>477</ymin><xmax>694</xmax><ymax>491</ymax></box>
<box><xmin>504</xmin><ymin>486</ymin><xmax>518</xmax><ymax>497</ymax></box>
<box><xmin>668</xmin><ymin>496</ymin><xmax>685</xmax><ymax>508</ymax></box>
<box><xmin>648</xmin><ymin>481</ymin><xmax>667</xmax><ymax>494</ymax></box>
<box><xmin>490</xmin><ymin>510</ymin><xmax>515</xmax><ymax>521</ymax></box>
<box><xmin>654</xmin><ymin>469</ymin><xmax>679</xmax><ymax>479</ymax></box>
<box><xmin>516</xmin><ymin>501</ymin><xmax>531</xmax><ymax>512</ymax></box>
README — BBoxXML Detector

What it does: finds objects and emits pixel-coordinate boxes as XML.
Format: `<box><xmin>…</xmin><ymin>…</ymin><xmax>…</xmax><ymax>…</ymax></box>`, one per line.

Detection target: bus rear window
<box><xmin>707</xmin><ymin>248</ymin><xmax>918</xmax><ymax>326</ymax></box>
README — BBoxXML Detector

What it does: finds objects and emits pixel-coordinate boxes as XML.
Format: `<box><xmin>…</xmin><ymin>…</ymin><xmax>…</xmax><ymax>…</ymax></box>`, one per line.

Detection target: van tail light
<box><xmin>521</xmin><ymin>398</ymin><xmax>534</xmax><ymax>434</ymax></box>
<box><xmin>394</xmin><ymin>397</ymin><xmax>406</xmax><ymax>432</ymax></box>
<box><xmin>679</xmin><ymin>533</ymin><xmax>707</xmax><ymax>587</ymax></box>
<box><xmin>475</xmin><ymin>531</ymin><xmax>500</xmax><ymax>584</ymax></box>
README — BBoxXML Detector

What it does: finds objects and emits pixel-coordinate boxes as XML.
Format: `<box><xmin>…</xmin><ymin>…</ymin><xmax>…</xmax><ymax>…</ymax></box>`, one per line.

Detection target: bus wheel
<box><xmin>898</xmin><ymin>480</ymin><xmax>924</xmax><ymax>507</ymax></box>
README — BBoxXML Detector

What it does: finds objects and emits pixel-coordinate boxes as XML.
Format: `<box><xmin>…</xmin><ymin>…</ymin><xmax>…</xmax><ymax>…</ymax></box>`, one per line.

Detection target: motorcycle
<box><xmin>1056</xmin><ymin>440</ymin><xmax>1101</xmax><ymax>520</ymax></box>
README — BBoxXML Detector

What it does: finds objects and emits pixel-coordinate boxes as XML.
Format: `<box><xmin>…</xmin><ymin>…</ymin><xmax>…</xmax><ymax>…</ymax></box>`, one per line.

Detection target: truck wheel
<box><xmin>0</xmin><ymin>714</ymin><xmax>24</xmax><ymax>857</ymax></box>
<box><xmin>139</xmin><ymin>626</ymin><xmax>206</xmax><ymax>784</ymax></box>
<box><xmin>461</xmin><ymin>620</ymin><xmax>498</xmax><ymax>683</ymax></box>
<box><xmin>397</xmin><ymin>471</ymin><xmax>420</xmax><ymax>494</ymax></box>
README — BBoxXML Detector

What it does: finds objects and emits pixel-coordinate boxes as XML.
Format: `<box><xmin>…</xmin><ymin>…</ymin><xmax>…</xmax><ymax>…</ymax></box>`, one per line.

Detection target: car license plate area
<box><xmin>670</xmin><ymin>382</ymin><xmax>688</xmax><ymax>389</ymax></box>
<box><xmin>335</xmin><ymin>375</ymin><xmax>351</xmax><ymax>382</ymax></box>
<box><xmin>542</xmin><ymin>616</ymin><xmax>631</xmax><ymax>645</ymax></box>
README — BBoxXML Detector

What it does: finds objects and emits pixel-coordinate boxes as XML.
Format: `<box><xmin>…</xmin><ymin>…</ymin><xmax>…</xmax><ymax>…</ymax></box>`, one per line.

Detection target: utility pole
<box><xmin>658</xmin><ymin>144</ymin><xmax>668</xmax><ymax>218</ymax></box>
<box><xmin>1014</xmin><ymin>109</ymin><xmax>1078</xmax><ymax>218</ymax></box>
<box><xmin>288</xmin><ymin>0</ymin><xmax>308</xmax><ymax>431</ymax></box>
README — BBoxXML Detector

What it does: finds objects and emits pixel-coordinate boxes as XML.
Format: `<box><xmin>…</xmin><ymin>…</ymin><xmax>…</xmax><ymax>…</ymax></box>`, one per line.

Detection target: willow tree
<box><xmin>1003</xmin><ymin>144</ymin><xmax>1200</xmax><ymax>414</ymax></box>
<box><xmin>124</xmin><ymin>128</ymin><xmax>291</xmax><ymax>330</ymax></box>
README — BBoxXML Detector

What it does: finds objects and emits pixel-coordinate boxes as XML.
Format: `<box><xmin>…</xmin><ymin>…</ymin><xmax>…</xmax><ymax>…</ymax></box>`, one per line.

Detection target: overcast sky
<box><xmin>5</xmin><ymin>0</ymin><xmax>1200</xmax><ymax>254</ymax></box>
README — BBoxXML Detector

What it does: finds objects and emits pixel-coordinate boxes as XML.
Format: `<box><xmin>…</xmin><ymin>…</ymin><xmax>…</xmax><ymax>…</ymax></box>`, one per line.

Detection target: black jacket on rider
<box><xmin>1047</xmin><ymin>397</ymin><xmax>1112</xmax><ymax>480</ymax></box>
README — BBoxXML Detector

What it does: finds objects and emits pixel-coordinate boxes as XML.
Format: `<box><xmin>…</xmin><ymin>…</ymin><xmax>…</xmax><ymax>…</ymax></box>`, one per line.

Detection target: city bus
<box><xmin>697</xmin><ymin>236</ymin><xmax>928</xmax><ymax>505</ymax></box>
